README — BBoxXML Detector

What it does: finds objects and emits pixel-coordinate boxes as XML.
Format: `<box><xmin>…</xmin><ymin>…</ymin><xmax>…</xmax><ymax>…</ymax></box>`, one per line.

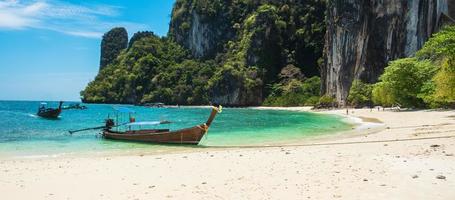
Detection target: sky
<box><xmin>0</xmin><ymin>0</ymin><xmax>176</xmax><ymax>101</ymax></box>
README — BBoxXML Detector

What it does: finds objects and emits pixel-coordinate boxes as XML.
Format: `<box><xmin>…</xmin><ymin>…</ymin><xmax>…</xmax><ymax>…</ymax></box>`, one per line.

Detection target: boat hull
<box><xmin>37</xmin><ymin>101</ymin><xmax>63</xmax><ymax>119</ymax></box>
<box><xmin>37</xmin><ymin>109</ymin><xmax>61</xmax><ymax>119</ymax></box>
<box><xmin>102</xmin><ymin>124</ymin><xmax>208</xmax><ymax>145</ymax></box>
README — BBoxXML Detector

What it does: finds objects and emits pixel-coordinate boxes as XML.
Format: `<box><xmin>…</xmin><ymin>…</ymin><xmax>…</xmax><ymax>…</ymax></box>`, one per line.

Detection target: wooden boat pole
<box><xmin>58</xmin><ymin>101</ymin><xmax>63</xmax><ymax>111</ymax></box>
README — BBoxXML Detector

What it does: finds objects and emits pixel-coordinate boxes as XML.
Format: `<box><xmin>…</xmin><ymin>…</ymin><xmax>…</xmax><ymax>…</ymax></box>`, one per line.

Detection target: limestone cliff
<box><xmin>169</xmin><ymin>0</ymin><xmax>235</xmax><ymax>59</ymax></box>
<box><xmin>322</xmin><ymin>0</ymin><xmax>450</xmax><ymax>105</ymax></box>
<box><xmin>99</xmin><ymin>27</ymin><xmax>128</xmax><ymax>70</ymax></box>
<box><xmin>83</xmin><ymin>1</ymin><xmax>327</xmax><ymax>106</ymax></box>
<box><xmin>168</xmin><ymin>0</ymin><xmax>326</xmax><ymax>106</ymax></box>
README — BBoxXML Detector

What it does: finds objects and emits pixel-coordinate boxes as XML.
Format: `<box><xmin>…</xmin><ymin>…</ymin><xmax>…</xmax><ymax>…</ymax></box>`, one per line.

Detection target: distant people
<box><xmin>346</xmin><ymin>108</ymin><xmax>349</xmax><ymax>115</ymax></box>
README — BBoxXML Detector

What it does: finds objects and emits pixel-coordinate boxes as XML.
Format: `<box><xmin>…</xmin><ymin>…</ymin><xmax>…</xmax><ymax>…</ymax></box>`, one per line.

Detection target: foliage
<box><xmin>82</xmin><ymin>34</ymin><xmax>216</xmax><ymax>105</ymax></box>
<box><xmin>417</xmin><ymin>25</ymin><xmax>455</xmax><ymax>108</ymax></box>
<box><xmin>263</xmin><ymin>76</ymin><xmax>321</xmax><ymax>106</ymax></box>
<box><xmin>129</xmin><ymin>31</ymin><xmax>155</xmax><ymax>48</ymax></box>
<box><xmin>168</xmin><ymin>0</ymin><xmax>327</xmax><ymax>105</ymax></box>
<box><xmin>100</xmin><ymin>27</ymin><xmax>128</xmax><ymax>70</ymax></box>
<box><xmin>372</xmin><ymin>25</ymin><xmax>455</xmax><ymax>108</ymax></box>
<box><xmin>372</xmin><ymin>82</ymin><xmax>394</xmax><ymax>107</ymax></box>
<box><xmin>422</xmin><ymin>58</ymin><xmax>455</xmax><ymax>107</ymax></box>
<box><xmin>416</xmin><ymin>26</ymin><xmax>455</xmax><ymax>61</ymax></box>
<box><xmin>347</xmin><ymin>79</ymin><xmax>373</xmax><ymax>107</ymax></box>
<box><xmin>84</xmin><ymin>1</ymin><xmax>328</xmax><ymax>106</ymax></box>
<box><xmin>373</xmin><ymin>58</ymin><xmax>436</xmax><ymax>107</ymax></box>
<box><xmin>317</xmin><ymin>95</ymin><xmax>336</xmax><ymax>108</ymax></box>
<box><xmin>279</xmin><ymin>64</ymin><xmax>304</xmax><ymax>81</ymax></box>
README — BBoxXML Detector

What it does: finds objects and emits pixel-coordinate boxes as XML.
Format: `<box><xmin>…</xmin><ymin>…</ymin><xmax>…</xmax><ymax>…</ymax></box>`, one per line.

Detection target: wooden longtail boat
<box><xmin>102</xmin><ymin>106</ymin><xmax>221</xmax><ymax>145</ymax></box>
<box><xmin>37</xmin><ymin>101</ymin><xmax>63</xmax><ymax>119</ymax></box>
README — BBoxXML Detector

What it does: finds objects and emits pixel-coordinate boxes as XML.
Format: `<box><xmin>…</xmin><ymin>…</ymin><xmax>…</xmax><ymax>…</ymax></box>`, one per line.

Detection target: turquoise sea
<box><xmin>0</xmin><ymin>101</ymin><xmax>352</xmax><ymax>157</ymax></box>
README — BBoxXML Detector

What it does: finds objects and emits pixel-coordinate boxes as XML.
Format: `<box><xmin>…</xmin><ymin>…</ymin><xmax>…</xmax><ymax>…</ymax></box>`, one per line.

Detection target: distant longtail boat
<box><xmin>37</xmin><ymin>101</ymin><xmax>63</xmax><ymax>119</ymax></box>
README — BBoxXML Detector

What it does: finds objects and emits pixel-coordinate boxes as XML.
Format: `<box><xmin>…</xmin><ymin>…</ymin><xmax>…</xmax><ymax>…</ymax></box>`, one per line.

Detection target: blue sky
<box><xmin>0</xmin><ymin>0</ymin><xmax>175</xmax><ymax>101</ymax></box>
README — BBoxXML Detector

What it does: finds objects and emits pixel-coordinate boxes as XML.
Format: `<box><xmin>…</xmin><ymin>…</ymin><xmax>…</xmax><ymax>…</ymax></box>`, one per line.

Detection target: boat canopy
<box><xmin>125</xmin><ymin>121</ymin><xmax>163</xmax><ymax>126</ymax></box>
<box><xmin>113</xmin><ymin>107</ymin><xmax>135</xmax><ymax>113</ymax></box>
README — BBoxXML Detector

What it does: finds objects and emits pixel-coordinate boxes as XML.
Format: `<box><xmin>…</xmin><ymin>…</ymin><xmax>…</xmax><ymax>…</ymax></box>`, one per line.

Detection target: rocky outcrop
<box><xmin>450</xmin><ymin>2</ymin><xmax>455</xmax><ymax>18</ymax></box>
<box><xmin>169</xmin><ymin>1</ymin><xmax>235</xmax><ymax>59</ymax></box>
<box><xmin>168</xmin><ymin>0</ymin><xmax>326</xmax><ymax>106</ymax></box>
<box><xmin>209</xmin><ymin>71</ymin><xmax>263</xmax><ymax>106</ymax></box>
<box><xmin>186</xmin><ymin>11</ymin><xmax>227</xmax><ymax>58</ymax></box>
<box><xmin>322</xmin><ymin>0</ymin><xmax>450</xmax><ymax>105</ymax></box>
<box><xmin>128</xmin><ymin>31</ymin><xmax>154</xmax><ymax>48</ymax></box>
<box><xmin>100</xmin><ymin>27</ymin><xmax>128</xmax><ymax>70</ymax></box>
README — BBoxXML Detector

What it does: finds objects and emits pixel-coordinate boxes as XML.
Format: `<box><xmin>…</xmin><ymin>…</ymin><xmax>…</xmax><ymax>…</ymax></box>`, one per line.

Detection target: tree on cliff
<box><xmin>100</xmin><ymin>27</ymin><xmax>128</xmax><ymax>70</ymax></box>
<box><xmin>263</xmin><ymin>65</ymin><xmax>321</xmax><ymax>106</ymax></box>
<box><xmin>129</xmin><ymin>31</ymin><xmax>155</xmax><ymax>48</ymax></box>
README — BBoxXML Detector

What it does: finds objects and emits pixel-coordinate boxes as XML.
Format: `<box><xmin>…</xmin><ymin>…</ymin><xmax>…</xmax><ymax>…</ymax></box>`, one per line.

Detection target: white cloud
<box><xmin>0</xmin><ymin>0</ymin><xmax>149</xmax><ymax>38</ymax></box>
<box><xmin>63</xmin><ymin>30</ymin><xmax>103</xmax><ymax>38</ymax></box>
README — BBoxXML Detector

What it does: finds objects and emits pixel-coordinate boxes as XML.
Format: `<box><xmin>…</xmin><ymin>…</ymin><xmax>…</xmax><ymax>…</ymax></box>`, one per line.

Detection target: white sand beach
<box><xmin>1</xmin><ymin>109</ymin><xmax>455</xmax><ymax>199</ymax></box>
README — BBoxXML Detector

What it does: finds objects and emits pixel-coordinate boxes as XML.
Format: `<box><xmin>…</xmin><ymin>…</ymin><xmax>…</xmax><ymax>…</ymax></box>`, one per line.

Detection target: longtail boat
<box><xmin>102</xmin><ymin>106</ymin><xmax>221</xmax><ymax>145</ymax></box>
<box><xmin>37</xmin><ymin>101</ymin><xmax>63</xmax><ymax>119</ymax></box>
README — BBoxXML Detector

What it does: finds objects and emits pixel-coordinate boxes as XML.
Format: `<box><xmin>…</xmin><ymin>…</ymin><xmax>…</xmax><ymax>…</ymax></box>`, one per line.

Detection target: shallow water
<box><xmin>0</xmin><ymin>101</ymin><xmax>352</xmax><ymax>157</ymax></box>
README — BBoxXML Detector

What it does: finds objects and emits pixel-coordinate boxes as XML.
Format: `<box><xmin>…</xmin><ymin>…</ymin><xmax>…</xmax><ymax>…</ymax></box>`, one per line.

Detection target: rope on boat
<box><xmin>202</xmin><ymin>134</ymin><xmax>455</xmax><ymax>149</ymax></box>
<box><xmin>196</xmin><ymin>124</ymin><xmax>209</xmax><ymax>131</ymax></box>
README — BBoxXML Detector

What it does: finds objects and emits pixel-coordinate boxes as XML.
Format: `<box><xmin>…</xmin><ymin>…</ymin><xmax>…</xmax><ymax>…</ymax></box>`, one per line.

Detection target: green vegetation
<box><xmin>372</xmin><ymin>82</ymin><xmax>394</xmax><ymax>107</ymax></box>
<box><xmin>263</xmin><ymin>64</ymin><xmax>320</xmax><ymax>106</ymax></box>
<box><xmin>372</xmin><ymin>25</ymin><xmax>455</xmax><ymax>108</ymax></box>
<box><xmin>83</xmin><ymin>0</ymin><xmax>327</xmax><ymax>106</ymax></box>
<box><xmin>347</xmin><ymin>79</ymin><xmax>373</xmax><ymax>107</ymax></box>
<box><xmin>99</xmin><ymin>27</ymin><xmax>128</xmax><ymax>70</ymax></box>
<box><xmin>372</xmin><ymin>58</ymin><xmax>435</xmax><ymax>108</ymax></box>
<box><xmin>317</xmin><ymin>95</ymin><xmax>337</xmax><ymax>108</ymax></box>
<box><xmin>83</xmin><ymin>1</ymin><xmax>452</xmax><ymax>108</ymax></box>
<box><xmin>198</xmin><ymin>1</ymin><xmax>326</xmax><ymax>105</ymax></box>
<box><xmin>82</xmin><ymin>35</ymin><xmax>216</xmax><ymax>104</ymax></box>
<box><xmin>128</xmin><ymin>31</ymin><xmax>154</xmax><ymax>48</ymax></box>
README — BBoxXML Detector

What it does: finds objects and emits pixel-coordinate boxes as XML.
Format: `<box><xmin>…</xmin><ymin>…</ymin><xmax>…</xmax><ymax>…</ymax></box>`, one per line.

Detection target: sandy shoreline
<box><xmin>1</xmin><ymin>108</ymin><xmax>455</xmax><ymax>199</ymax></box>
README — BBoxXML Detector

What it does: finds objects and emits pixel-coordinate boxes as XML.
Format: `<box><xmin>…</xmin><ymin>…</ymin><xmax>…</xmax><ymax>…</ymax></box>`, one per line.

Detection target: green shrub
<box><xmin>318</xmin><ymin>95</ymin><xmax>336</xmax><ymax>108</ymax></box>
<box><xmin>372</xmin><ymin>82</ymin><xmax>394</xmax><ymax>107</ymax></box>
<box><xmin>424</xmin><ymin>58</ymin><xmax>455</xmax><ymax>108</ymax></box>
<box><xmin>372</xmin><ymin>25</ymin><xmax>455</xmax><ymax>108</ymax></box>
<box><xmin>372</xmin><ymin>58</ymin><xmax>436</xmax><ymax>108</ymax></box>
<box><xmin>347</xmin><ymin>79</ymin><xmax>373</xmax><ymax>107</ymax></box>
<box><xmin>262</xmin><ymin>76</ymin><xmax>321</xmax><ymax>106</ymax></box>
